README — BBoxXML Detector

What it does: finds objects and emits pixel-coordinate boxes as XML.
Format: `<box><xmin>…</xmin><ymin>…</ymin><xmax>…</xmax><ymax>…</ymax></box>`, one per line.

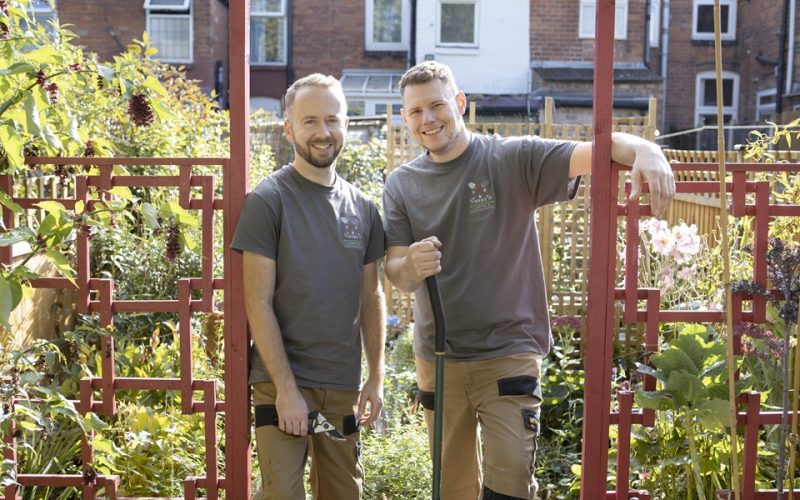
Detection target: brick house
<box><xmin>530</xmin><ymin>0</ymin><xmax>663</xmax><ymax>124</ymax></box>
<box><xmin>661</xmin><ymin>0</ymin><xmax>799</xmax><ymax>148</ymax></box>
<box><xmin>39</xmin><ymin>0</ymin><xmax>800</xmax><ymax>145</ymax></box>
<box><xmin>53</xmin><ymin>0</ymin><xmax>229</xmax><ymax>106</ymax></box>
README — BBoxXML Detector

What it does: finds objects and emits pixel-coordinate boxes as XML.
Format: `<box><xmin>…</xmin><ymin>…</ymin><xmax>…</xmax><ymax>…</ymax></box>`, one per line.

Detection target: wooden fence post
<box><xmin>646</xmin><ymin>97</ymin><xmax>658</xmax><ymax>141</ymax></box>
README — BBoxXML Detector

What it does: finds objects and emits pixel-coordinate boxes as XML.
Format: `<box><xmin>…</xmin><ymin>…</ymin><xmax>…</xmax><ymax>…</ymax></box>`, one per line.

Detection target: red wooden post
<box><xmin>225</xmin><ymin>0</ymin><xmax>252</xmax><ymax>495</ymax></box>
<box><xmin>581</xmin><ymin>0</ymin><xmax>618</xmax><ymax>496</ymax></box>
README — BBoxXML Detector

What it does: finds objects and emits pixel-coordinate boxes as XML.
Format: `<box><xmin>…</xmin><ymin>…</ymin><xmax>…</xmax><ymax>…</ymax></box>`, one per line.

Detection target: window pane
<box><xmin>29</xmin><ymin>0</ymin><xmax>53</xmax><ymax>11</ymax></box>
<box><xmin>342</xmin><ymin>75</ymin><xmax>367</xmax><ymax>91</ymax></box>
<box><xmin>702</xmin><ymin>79</ymin><xmax>716</xmax><ymax>106</ymax></box>
<box><xmin>759</xmin><ymin>93</ymin><xmax>776</xmax><ymax>106</ymax></box>
<box><xmin>366</xmin><ymin>75</ymin><xmax>391</xmax><ymax>92</ymax></box>
<box><xmin>580</xmin><ymin>4</ymin><xmax>596</xmax><ymax>37</ymax></box>
<box><xmin>252</xmin><ymin>0</ymin><xmax>282</xmax><ymax>13</ymax></box>
<box><xmin>702</xmin><ymin>78</ymin><xmax>733</xmax><ymax>107</ymax></box>
<box><xmin>373</xmin><ymin>0</ymin><xmax>402</xmax><ymax>44</ymax></box>
<box><xmin>348</xmin><ymin>100</ymin><xmax>365</xmax><ymax>116</ymax></box>
<box><xmin>375</xmin><ymin>103</ymin><xmax>403</xmax><ymax>115</ymax></box>
<box><xmin>150</xmin><ymin>15</ymin><xmax>191</xmax><ymax>60</ymax></box>
<box><xmin>251</xmin><ymin>16</ymin><xmax>285</xmax><ymax>63</ymax></box>
<box><xmin>440</xmin><ymin>3</ymin><xmax>475</xmax><ymax>44</ymax></box>
<box><xmin>696</xmin><ymin>4</ymin><xmax>728</xmax><ymax>33</ymax></box>
<box><xmin>147</xmin><ymin>0</ymin><xmax>190</xmax><ymax>8</ymax></box>
<box><xmin>722</xmin><ymin>78</ymin><xmax>733</xmax><ymax>106</ymax></box>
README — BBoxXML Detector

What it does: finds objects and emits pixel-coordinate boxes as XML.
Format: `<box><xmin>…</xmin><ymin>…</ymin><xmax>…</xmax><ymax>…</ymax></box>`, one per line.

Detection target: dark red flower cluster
<box><xmin>128</xmin><ymin>93</ymin><xmax>155</xmax><ymax>127</ymax></box>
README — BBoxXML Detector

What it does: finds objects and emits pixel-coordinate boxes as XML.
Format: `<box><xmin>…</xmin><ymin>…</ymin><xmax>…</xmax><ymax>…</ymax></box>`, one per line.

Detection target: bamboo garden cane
<box><xmin>789</xmin><ymin>295</ymin><xmax>800</xmax><ymax>500</ymax></box>
<box><xmin>713</xmin><ymin>1</ymin><xmax>742</xmax><ymax>498</ymax></box>
<box><xmin>426</xmin><ymin>275</ymin><xmax>446</xmax><ymax>500</ymax></box>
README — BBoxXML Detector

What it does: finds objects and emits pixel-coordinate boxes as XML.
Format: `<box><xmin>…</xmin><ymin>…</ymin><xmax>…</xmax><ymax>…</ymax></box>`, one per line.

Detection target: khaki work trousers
<box><xmin>253</xmin><ymin>382</ymin><xmax>363</xmax><ymax>500</ymax></box>
<box><xmin>416</xmin><ymin>352</ymin><xmax>543</xmax><ymax>500</ymax></box>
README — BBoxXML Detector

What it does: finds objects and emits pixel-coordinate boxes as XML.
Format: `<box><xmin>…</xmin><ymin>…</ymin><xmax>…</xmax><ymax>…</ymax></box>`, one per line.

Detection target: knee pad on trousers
<box><xmin>482</xmin><ymin>486</ymin><xmax>527</xmax><ymax>500</ymax></box>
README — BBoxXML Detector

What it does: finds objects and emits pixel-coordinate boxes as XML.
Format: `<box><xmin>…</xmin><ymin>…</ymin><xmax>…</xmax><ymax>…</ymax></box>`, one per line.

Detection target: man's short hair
<box><xmin>284</xmin><ymin>73</ymin><xmax>345</xmax><ymax>116</ymax></box>
<box><xmin>399</xmin><ymin>61</ymin><xmax>459</xmax><ymax>96</ymax></box>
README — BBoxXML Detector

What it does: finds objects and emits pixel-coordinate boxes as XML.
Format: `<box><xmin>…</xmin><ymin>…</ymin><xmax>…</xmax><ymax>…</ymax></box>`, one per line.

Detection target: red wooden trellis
<box><xmin>2</xmin><ymin>157</ymin><xmax>250</xmax><ymax>499</ymax></box>
<box><xmin>3</xmin><ymin>4</ymin><xmax>252</xmax><ymax>498</ymax></box>
<box><xmin>582</xmin><ymin>3</ymin><xmax>800</xmax><ymax>497</ymax></box>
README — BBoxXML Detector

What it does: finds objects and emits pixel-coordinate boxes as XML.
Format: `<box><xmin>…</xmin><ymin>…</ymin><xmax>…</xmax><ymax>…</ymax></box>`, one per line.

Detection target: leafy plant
<box><xmin>536</xmin><ymin>316</ymin><xmax>584</xmax><ymax>498</ymax></box>
<box><xmin>732</xmin><ymin>238</ymin><xmax>800</xmax><ymax>494</ymax></box>
<box><xmin>634</xmin><ymin>324</ymin><xmax>747</xmax><ymax>499</ymax></box>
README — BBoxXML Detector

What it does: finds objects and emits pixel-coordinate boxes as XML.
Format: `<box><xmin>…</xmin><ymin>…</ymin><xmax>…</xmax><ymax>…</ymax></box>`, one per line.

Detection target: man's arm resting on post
<box><xmin>242</xmin><ymin>251</ymin><xmax>309</xmax><ymax>436</ymax></box>
<box><xmin>568</xmin><ymin>131</ymin><xmax>675</xmax><ymax>218</ymax></box>
<box><xmin>358</xmin><ymin>261</ymin><xmax>386</xmax><ymax>427</ymax></box>
<box><xmin>385</xmin><ymin>236</ymin><xmax>443</xmax><ymax>293</ymax></box>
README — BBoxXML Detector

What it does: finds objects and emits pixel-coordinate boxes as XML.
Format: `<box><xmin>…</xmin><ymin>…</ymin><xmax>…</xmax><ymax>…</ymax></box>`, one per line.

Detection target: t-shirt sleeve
<box><xmin>230</xmin><ymin>189</ymin><xmax>280</xmax><ymax>259</ymax></box>
<box><xmin>383</xmin><ymin>171</ymin><xmax>414</xmax><ymax>247</ymax></box>
<box><xmin>521</xmin><ymin>137</ymin><xmax>581</xmax><ymax>209</ymax></box>
<box><xmin>364</xmin><ymin>202</ymin><xmax>386</xmax><ymax>265</ymax></box>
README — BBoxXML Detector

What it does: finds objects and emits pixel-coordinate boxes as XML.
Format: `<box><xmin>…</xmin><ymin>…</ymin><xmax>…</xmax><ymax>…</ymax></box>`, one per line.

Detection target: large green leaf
<box><xmin>143</xmin><ymin>75</ymin><xmax>167</xmax><ymax>96</ymax></box>
<box><xmin>141</xmin><ymin>202</ymin><xmax>160</xmax><ymax>229</ymax></box>
<box><xmin>674</xmin><ymin>333</ymin><xmax>705</xmax><ymax>370</ymax></box>
<box><xmin>0</xmin><ymin>187</ymin><xmax>22</xmax><ymax>214</ymax></box>
<box><xmin>0</xmin><ymin>274</ymin><xmax>12</xmax><ymax>327</ymax></box>
<box><xmin>41</xmin><ymin>124</ymin><xmax>63</xmax><ymax>150</ymax></box>
<box><xmin>24</xmin><ymin>45</ymin><xmax>61</xmax><ymax>65</ymax></box>
<box><xmin>635</xmin><ymin>390</ymin><xmax>674</xmax><ymax>411</ymax></box>
<box><xmin>695</xmin><ymin>398</ymin><xmax>733</xmax><ymax>429</ymax></box>
<box><xmin>44</xmin><ymin>248</ymin><xmax>75</xmax><ymax>286</ymax></box>
<box><xmin>652</xmin><ymin>347</ymin><xmax>699</xmax><ymax>376</ymax></box>
<box><xmin>0</xmin><ymin>124</ymin><xmax>24</xmax><ymax>170</ymax></box>
<box><xmin>35</xmin><ymin>200</ymin><xmax>65</xmax><ymax>217</ymax></box>
<box><xmin>636</xmin><ymin>362</ymin><xmax>666</xmax><ymax>382</ymax></box>
<box><xmin>664</xmin><ymin>371</ymin><xmax>706</xmax><ymax>407</ymax></box>
<box><xmin>23</xmin><ymin>92</ymin><xmax>42</xmax><ymax>137</ymax></box>
<box><xmin>0</xmin><ymin>62</ymin><xmax>35</xmax><ymax>75</ymax></box>
<box><xmin>96</xmin><ymin>64</ymin><xmax>115</xmax><ymax>82</ymax></box>
<box><xmin>0</xmin><ymin>229</ymin><xmax>28</xmax><ymax>247</ymax></box>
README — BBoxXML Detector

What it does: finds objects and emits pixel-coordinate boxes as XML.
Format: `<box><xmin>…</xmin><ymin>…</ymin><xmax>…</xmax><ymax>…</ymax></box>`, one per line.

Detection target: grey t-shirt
<box><xmin>232</xmin><ymin>164</ymin><xmax>385</xmax><ymax>390</ymax></box>
<box><xmin>383</xmin><ymin>133</ymin><xmax>579</xmax><ymax>360</ymax></box>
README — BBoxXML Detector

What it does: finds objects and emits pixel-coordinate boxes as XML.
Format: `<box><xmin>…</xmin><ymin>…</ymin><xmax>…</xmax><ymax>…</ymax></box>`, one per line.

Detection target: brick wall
<box><xmin>59</xmin><ymin>0</ymin><xmax>144</xmax><ymax>63</ymax></box>
<box><xmin>531</xmin><ymin>0</ymin><xmax>650</xmax><ymax>63</ymax></box>
<box><xmin>290</xmin><ymin>0</ymin><xmax>407</xmax><ymax>80</ymax></box>
<box><xmin>58</xmin><ymin>0</ymin><xmax>228</xmax><ymax>99</ymax></box>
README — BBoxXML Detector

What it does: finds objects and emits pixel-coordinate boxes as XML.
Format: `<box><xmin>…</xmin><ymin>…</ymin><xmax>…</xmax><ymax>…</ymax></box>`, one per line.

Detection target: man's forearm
<box><xmin>610</xmin><ymin>131</ymin><xmax>657</xmax><ymax>166</ymax></box>
<box><xmin>361</xmin><ymin>269</ymin><xmax>387</xmax><ymax>380</ymax></box>
<box><xmin>385</xmin><ymin>257</ymin><xmax>419</xmax><ymax>292</ymax></box>
<box><xmin>248</xmin><ymin>304</ymin><xmax>298</xmax><ymax>393</ymax></box>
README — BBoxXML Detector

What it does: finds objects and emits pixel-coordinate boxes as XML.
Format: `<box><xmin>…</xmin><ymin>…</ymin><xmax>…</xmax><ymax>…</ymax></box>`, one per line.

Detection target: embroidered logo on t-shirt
<box><xmin>340</xmin><ymin>215</ymin><xmax>363</xmax><ymax>249</ymax></box>
<box><xmin>467</xmin><ymin>179</ymin><xmax>496</xmax><ymax>215</ymax></box>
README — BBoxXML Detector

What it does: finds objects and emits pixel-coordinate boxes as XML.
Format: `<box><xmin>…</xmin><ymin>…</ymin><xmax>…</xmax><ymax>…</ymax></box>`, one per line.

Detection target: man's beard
<box><xmin>295</xmin><ymin>140</ymin><xmax>343</xmax><ymax>169</ymax></box>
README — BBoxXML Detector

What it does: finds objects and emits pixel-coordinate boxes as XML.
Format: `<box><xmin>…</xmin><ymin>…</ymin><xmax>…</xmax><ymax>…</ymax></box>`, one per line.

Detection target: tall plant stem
<box><xmin>713</xmin><ymin>0</ymin><xmax>741</xmax><ymax>496</ymax></box>
<box><xmin>685</xmin><ymin>412</ymin><xmax>707</xmax><ymax>500</ymax></box>
<box><xmin>780</xmin><ymin>317</ymin><xmax>792</xmax><ymax>498</ymax></box>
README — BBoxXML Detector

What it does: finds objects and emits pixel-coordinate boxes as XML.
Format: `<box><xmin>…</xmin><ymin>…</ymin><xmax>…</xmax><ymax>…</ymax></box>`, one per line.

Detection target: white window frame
<box><xmin>579</xmin><ymin>0</ymin><xmax>628</xmax><ymax>40</ymax></box>
<box><xmin>144</xmin><ymin>0</ymin><xmax>193</xmax><ymax>64</ymax></box>
<box><xmin>251</xmin><ymin>0</ymin><xmax>287</xmax><ymax>66</ymax></box>
<box><xmin>649</xmin><ymin>0</ymin><xmax>660</xmax><ymax>47</ymax></box>
<box><xmin>694</xmin><ymin>71</ymin><xmax>739</xmax><ymax>127</ymax></box>
<box><xmin>366</xmin><ymin>0</ymin><xmax>410</xmax><ymax>51</ymax></box>
<box><xmin>756</xmin><ymin>88</ymin><xmax>777</xmax><ymax>122</ymax></box>
<box><xmin>26</xmin><ymin>0</ymin><xmax>57</xmax><ymax>32</ymax></box>
<box><xmin>692</xmin><ymin>0</ymin><xmax>736</xmax><ymax>41</ymax></box>
<box><xmin>436</xmin><ymin>0</ymin><xmax>479</xmax><ymax>48</ymax></box>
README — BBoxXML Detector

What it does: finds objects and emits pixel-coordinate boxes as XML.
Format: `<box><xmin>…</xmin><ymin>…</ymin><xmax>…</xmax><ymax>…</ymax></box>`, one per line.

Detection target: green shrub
<box><xmin>362</xmin><ymin>422</ymin><xmax>432</xmax><ymax>499</ymax></box>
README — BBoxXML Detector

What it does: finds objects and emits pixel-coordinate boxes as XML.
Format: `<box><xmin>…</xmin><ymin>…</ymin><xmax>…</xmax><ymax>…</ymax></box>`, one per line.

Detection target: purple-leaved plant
<box><xmin>732</xmin><ymin>238</ymin><xmax>800</xmax><ymax>497</ymax></box>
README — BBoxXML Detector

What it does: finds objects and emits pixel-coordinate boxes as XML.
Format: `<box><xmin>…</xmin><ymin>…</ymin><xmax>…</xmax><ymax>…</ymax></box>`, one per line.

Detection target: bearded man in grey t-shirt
<box><xmin>383</xmin><ymin>61</ymin><xmax>675</xmax><ymax>499</ymax></box>
<box><xmin>232</xmin><ymin>74</ymin><xmax>386</xmax><ymax>500</ymax></box>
